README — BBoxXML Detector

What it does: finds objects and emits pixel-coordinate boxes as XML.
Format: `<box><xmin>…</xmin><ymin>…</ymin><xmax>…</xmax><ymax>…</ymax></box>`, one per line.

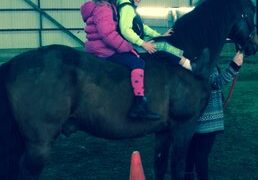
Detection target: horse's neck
<box><xmin>172</xmin><ymin>0</ymin><xmax>239</xmax><ymax>61</ymax></box>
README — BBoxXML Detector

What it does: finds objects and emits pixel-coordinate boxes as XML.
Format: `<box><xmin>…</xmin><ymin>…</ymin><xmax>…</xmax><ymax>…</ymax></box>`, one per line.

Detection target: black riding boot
<box><xmin>128</xmin><ymin>96</ymin><xmax>160</xmax><ymax>120</ymax></box>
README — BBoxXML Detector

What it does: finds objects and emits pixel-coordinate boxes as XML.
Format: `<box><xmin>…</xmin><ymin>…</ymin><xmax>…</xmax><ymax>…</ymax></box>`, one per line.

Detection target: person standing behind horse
<box><xmin>116</xmin><ymin>0</ymin><xmax>193</xmax><ymax>70</ymax></box>
<box><xmin>80</xmin><ymin>0</ymin><xmax>160</xmax><ymax>120</ymax></box>
<box><xmin>184</xmin><ymin>51</ymin><xmax>244</xmax><ymax>180</ymax></box>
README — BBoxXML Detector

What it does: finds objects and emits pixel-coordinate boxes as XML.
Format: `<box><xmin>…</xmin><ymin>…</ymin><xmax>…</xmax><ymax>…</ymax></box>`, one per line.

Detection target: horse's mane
<box><xmin>169</xmin><ymin>0</ymin><xmax>254</xmax><ymax>59</ymax></box>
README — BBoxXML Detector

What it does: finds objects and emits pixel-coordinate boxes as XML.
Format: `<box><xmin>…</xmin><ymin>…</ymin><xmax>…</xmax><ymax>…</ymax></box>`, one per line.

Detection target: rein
<box><xmin>222</xmin><ymin>9</ymin><xmax>254</xmax><ymax>109</ymax></box>
<box><xmin>223</xmin><ymin>44</ymin><xmax>241</xmax><ymax>110</ymax></box>
<box><xmin>223</xmin><ymin>10</ymin><xmax>254</xmax><ymax>109</ymax></box>
<box><xmin>223</xmin><ymin>74</ymin><xmax>238</xmax><ymax>109</ymax></box>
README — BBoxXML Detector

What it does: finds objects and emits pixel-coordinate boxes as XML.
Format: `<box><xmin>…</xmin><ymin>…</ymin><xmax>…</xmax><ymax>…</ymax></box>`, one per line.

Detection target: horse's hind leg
<box><xmin>154</xmin><ymin>130</ymin><xmax>171</xmax><ymax>180</ymax></box>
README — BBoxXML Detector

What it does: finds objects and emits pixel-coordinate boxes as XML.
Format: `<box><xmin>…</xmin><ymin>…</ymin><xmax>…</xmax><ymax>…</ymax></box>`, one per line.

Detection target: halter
<box><xmin>234</xmin><ymin>12</ymin><xmax>256</xmax><ymax>51</ymax></box>
<box><xmin>225</xmin><ymin>11</ymin><xmax>255</xmax><ymax>109</ymax></box>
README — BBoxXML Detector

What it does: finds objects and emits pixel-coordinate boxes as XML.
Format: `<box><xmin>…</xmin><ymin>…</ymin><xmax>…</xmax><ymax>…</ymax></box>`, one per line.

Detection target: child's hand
<box><xmin>130</xmin><ymin>49</ymin><xmax>140</xmax><ymax>58</ymax></box>
<box><xmin>233</xmin><ymin>51</ymin><xmax>244</xmax><ymax>66</ymax></box>
<box><xmin>142</xmin><ymin>41</ymin><xmax>156</xmax><ymax>54</ymax></box>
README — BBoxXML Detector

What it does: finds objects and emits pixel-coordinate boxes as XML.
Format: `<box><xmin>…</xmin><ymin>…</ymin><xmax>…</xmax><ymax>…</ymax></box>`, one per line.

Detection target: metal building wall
<box><xmin>140</xmin><ymin>0</ymin><xmax>192</xmax><ymax>7</ymax></box>
<box><xmin>0</xmin><ymin>0</ymin><xmax>85</xmax><ymax>49</ymax></box>
<box><xmin>0</xmin><ymin>0</ymin><xmax>196</xmax><ymax>49</ymax></box>
<box><xmin>0</xmin><ymin>0</ymin><xmax>39</xmax><ymax>48</ymax></box>
<box><xmin>39</xmin><ymin>0</ymin><xmax>85</xmax><ymax>47</ymax></box>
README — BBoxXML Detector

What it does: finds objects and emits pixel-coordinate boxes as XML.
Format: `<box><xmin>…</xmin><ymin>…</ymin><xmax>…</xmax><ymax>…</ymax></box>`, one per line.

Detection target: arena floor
<box><xmin>1</xmin><ymin>48</ymin><xmax>258</xmax><ymax>180</ymax></box>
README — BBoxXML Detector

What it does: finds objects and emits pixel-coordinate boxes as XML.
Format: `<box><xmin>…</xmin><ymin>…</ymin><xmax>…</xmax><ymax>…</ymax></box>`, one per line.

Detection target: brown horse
<box><xmin>0</xmin><ymin>0</ymin><xmax>256</xmax><ymax>179</ymax></box>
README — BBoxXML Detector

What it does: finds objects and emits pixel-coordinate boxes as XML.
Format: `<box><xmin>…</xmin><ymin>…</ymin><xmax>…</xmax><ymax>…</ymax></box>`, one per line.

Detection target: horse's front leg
<box><xmin>154</xmin><ymin>130</ymin><xmax>171</xmax><ymax>180</ymax></box>
<box><xmin>170</xmin><ymin>119</ymin><xmax>196</xmax><ymax>180</ymax></box>
<box><xmin>18</xmin><ymin>141</ymin><xmax>52</xmax><ymax>180</ymax></box>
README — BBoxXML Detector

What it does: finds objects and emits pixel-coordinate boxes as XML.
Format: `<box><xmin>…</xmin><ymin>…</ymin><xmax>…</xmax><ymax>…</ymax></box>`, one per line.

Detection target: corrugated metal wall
<box><xmin>1</xmin><ymin>0</ymin><xmax>39</xmax><ymax>48</ymax></box>
<box><xmin>0</xmin><ymin>0</ymin><xmax>85</xmax><ymax>49</ymax></box>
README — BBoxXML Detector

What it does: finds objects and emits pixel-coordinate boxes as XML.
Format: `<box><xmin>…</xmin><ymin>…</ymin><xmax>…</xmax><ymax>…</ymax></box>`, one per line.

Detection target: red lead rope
<box><xmin>223</xmin><ymin>75</ymin><xmax>238</xmax><ymax>109</ymax></box>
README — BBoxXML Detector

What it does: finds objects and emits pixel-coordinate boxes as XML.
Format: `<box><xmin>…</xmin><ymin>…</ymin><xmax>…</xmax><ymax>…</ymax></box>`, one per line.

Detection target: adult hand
<box><xmin>142</xmin><ymin>41</ymin><xmax>156</xmax><ymax>54</ymax></box>
<box><xmin>233</xmin><ymin>51</ymin><xmax>244</xmax><ymax>66</ymax></box>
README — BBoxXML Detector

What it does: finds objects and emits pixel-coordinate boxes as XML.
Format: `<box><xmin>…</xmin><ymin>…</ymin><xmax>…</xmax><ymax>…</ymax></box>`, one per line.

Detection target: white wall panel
<box><xmin>42</xmin><ymin>31</ymin><xmax>82</xmax><ymax>47</ymax></box>
<box><xmin>39</xmin><ymin>0</ymin><xmax>86</xmax><ymax>8</ymax></box>
<box><xmin>0</xmin><ymin>31</ymin><xmax>39</xmax><ymax>48</ymax></box>
<box><xmin>42</xmin><ymin>12</ymin><xmax>84</xmax><ymax>28</ymax></box>
<box><xmin>0</xmin><ymin>11</ymin><xmax>39</xmax><ymax>29</ymax></box>
<box><xmin>0</xmin><ymin>0</ymin><xmax>86</xmax><ymax>48</ymax></box>
<box><xmin>139</xmin><ymin>0</ymin><xmax>190</xmax><ymax>8</ymax></box>
<box><xmin>0</xmin><ymin>0</ymin><xmax>37</xmax><ymax>8</ymax></box>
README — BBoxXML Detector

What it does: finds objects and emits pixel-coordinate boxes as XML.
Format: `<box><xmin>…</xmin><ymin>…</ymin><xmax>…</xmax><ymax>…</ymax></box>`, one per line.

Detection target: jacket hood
<box><xmin>81</xmin><ymin>1</ymin><xmax>96</xmax><ymax>22</ymax></box>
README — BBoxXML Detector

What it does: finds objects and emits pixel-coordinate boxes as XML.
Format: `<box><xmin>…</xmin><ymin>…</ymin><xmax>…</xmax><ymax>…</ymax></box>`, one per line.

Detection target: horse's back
<box><xmin>3</xmin><ymin>45</ymin><xmax>208</xmax><ymax>139</ymax></box>
<box><xmin>3</xmin><ymin>45</ymin><xmax>138</xmax><ymax>138</ymax></box>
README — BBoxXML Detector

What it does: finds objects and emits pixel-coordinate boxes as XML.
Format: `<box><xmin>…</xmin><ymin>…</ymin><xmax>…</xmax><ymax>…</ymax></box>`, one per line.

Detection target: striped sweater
<box><xmin>195</xmin><ymin>61</ymin><xmax>241</xmax><ymax>133</ymax></box>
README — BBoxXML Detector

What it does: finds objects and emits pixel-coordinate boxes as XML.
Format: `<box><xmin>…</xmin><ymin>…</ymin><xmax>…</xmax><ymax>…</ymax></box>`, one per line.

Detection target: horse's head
<box><xmin>228</xmin><ymin>0</ymin><xmax>257</xmax><ymax>56</ymax></box>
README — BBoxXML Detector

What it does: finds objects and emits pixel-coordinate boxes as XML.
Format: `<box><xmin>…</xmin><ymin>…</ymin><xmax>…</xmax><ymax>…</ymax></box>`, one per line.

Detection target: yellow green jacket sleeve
<box><xmin>143</xmin><ymin>24</ymin><xmax>160</xmax><ymax>38</ymax></box>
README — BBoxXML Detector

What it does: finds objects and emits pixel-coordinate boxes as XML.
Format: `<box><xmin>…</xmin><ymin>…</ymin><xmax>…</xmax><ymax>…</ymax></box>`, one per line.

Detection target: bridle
<box><xmin>224</xmin><ymin>10</ymin><xmax>255</xmax><ymax>109</ymax></box>
<box><xmin>233</xmin><ymin>12</ymin><xmax>256</xmax><ymax>52</ymax></box>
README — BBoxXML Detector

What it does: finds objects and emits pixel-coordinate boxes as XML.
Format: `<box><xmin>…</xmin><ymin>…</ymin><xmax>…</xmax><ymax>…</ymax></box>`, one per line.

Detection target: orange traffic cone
<box><xmin>129</xmin><ymin>151</ymin><xmax>146</xmax><ymax>180</ymax></box>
